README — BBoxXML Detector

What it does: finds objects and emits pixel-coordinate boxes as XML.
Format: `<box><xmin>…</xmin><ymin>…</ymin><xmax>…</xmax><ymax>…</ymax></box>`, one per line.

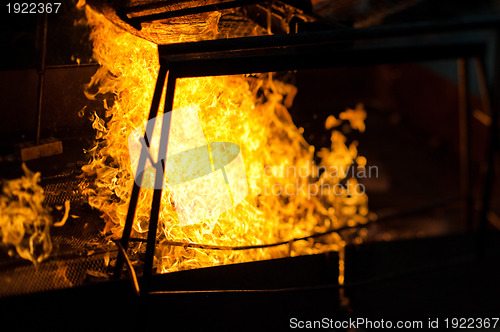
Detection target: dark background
<box><xmin>0</xmin><ymin>0</ymin><xmax>96</xmax><ymax>155</ymax></box>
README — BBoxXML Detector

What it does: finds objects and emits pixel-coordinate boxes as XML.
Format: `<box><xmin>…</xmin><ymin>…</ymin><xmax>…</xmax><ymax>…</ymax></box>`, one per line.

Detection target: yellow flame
<box><xmin>82</xmin><ymin>6</ymin><xmax>369</xmax><ymax>279</ymax></box>
<box><xmin>0</xmin><ymin>164</ymin><xmax>52</xmax><ymax>264</ymax></box>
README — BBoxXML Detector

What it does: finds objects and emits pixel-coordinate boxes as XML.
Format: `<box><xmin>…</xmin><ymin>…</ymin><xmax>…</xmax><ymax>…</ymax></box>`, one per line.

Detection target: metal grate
<box><xmin>0</xmin><ymin>251</ymin><xmax>115</xmax><ymax>297</ymax></box>
<box><xmin>0</xmin><ymin>172</ymin><xmax>116</xmax><ymax>297</ymax></box>
<box><xmin>41</xmin><ymin>172</ymin><xmax>92</xmax><ymax>207</ymax></box>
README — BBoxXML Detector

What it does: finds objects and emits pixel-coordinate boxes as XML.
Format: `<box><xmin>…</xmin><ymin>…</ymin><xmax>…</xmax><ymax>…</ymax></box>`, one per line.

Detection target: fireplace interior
<box><xmin>0</xmin><ymin>0</ymin><xmax>499</xmax><ymax>330</ymax></box>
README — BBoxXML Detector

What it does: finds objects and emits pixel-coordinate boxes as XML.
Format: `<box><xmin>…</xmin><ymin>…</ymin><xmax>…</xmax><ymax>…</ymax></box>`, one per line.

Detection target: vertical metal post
<box><xmin>141</xmin><ymin>71</ymin><xmax>177</xmax><ymax>295</ymax></box>
<box><xmin>115</xmin><ymin>64</ymin><xmax>169</xmax><ymax>279</ymax></box>
<box><xmin>474</xmin><ymin>57</ymin><xmax>492</xmax><ymax>121</ymax></box>
<box><xmin>266</xmin><ymin>1</ymin><xmax>273</xmax><ymax>35</ymax></box>
<box><xmin>457</xmin><ymin>57</ymin><xmax>473</xmax><ymax>231</ymax></box>
<box><xmin>36</xmin><ymin>12</ymin><xmax>48</xmax><ymax>145</ymax></box>
<box><xmin>478</xmin><ymin>29</ymin><xmax>500</xmax><ymax>255</ymax></box>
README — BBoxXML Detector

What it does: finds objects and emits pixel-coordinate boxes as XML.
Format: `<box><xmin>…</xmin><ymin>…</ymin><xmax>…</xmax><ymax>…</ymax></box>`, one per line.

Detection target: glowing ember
<box><xmin>0</xmin><ymin>164</ymin><xmax>52</xmax><ymax>264</ymax></box>
<box><xmin>81</xmin><ymin>4</ymin><xmax>369</xmax><ymax>279</ymax></box>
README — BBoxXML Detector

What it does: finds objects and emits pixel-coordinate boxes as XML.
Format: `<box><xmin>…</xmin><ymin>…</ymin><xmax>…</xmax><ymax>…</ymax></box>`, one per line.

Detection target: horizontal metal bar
<box><xmin>148</xmin><ymin>253</ymin><xmax>474</xmax><ymax>295</ymax></box>
<box><xmin>157</xmin><ymin>17</ymin><xmax>498</xmax><ymax>79</ymax></box>
<box><xmin>129</xmin><ymin>222</ymin><xmax>361</xmax><ymax>250</ymax></box>
<box><xmin>149</xmin><ymin>285</ymin><xmax>340</xmax><ymax>294</ymax></box>
<box><xmin>127</xmin><ymin>0</ymin><xmax>267</xmax><ymax>26</ymax></box>
<box><xmin>159</xmin><ymin>15</ymin><xmax>500</xmax><ymax>55</ymax></box>
<box><xmin>166</xmin><ymin>38</ymin><xmax>486</xmax><ymax>78</ymax></box>
<box><xmin>128</xmin><ymin>194</ymin><xmax>462</xmax><ymax>252</ymax></box>
<box><xmin>124</xmin><ymin>0</ymin><xmax>208</xmax><ymax>14</ymax></box>
<box><xmin>44</xmin><ymin>63</ymin><xmax>99</xmax><ymax>71</ymax></box>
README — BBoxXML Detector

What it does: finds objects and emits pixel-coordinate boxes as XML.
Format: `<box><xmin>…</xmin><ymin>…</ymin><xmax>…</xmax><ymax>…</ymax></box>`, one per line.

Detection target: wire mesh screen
<box><xmin>0</xmin><ymin>172</ymin><xmax>116</xmax><ymax>297</ymax></box>
<box><xmin>0</xmin><ymin>251</ymin><xmax>114</xmax><ymax>297</ymax></box>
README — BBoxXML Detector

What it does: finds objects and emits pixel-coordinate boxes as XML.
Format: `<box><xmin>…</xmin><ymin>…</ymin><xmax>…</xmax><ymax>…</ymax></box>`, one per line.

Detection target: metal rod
<box><xmin>124</xmin><ymin>0</ymin><xmax>206</xmax><ymax>14</ymax></box>
<box><xmin>44</xmin><ymin>63</ymin><xmax>99</xmax><ymax>70</ymax></box>
<box><xmin>474</xmin><ymin>57</ymin><xmax>492</xmax><ymax>116</ymax></box>
<box><xmin>266</xmin><ymin>0</ymin><xmax>272</xmax><ymax>35</ymax></box>
<box><xmin>147</xmin><ymin>253</ymin><xmax>474</xmax><ymax>295</ymax></box>
<box><xmin>158</xmin><ymin>15</ymin><xmax>500</xmax><ymax>55</ymax></box>
<box><xmin>478</xmin><ymin>30</ymin><xmax>500</xmax><ymax>256</ymax></box>
<box><xmin>115</xmin><ymin>241</ymin><xmax>140</xmax><ymax>296</ymax></box>
<box><xmin>474</xmin><ymin>56</ymin><xmax>494</xmax><ymax>254</ymax></box>
<box><xmin>114</xmin><ymin>65</ymin><xmax>169</xmax><ymax>279</ymax></box>
<box><xmin>35</xmin><ymin>12</ymin><xmax>48</xmax><ymax>145</ymax></box>
<box><xmin>124</xmin><ymin>0</ymin><xmax>309</xmax><ymax>15</ymax></box>
<box><xmin>127</xmin><ymin>194</ymin><xmax>462</xmax><ymax>251</ymax></box>
<box><xmin>160</xmin><ymin>32</ymin><xmax>486</xmax><ymax>79</ymax></box>
<box><xmin>457</xmin><ymin>57</ymin><xmax>473</xmax><ymax>231</ymax></box>
<box><xmin>127</xmin><ymin>0</ymin><xmax>267</xmax><ymax>28</ymax></box>
<box><xmin>141</xmin><ymin>71</ymin><xmax>177</xmax><ymax>295</ymax></box>
<box><xmin>133</xmin><ymin>223</ymin><xmax>360</xmax><ymax>251</ymax></box>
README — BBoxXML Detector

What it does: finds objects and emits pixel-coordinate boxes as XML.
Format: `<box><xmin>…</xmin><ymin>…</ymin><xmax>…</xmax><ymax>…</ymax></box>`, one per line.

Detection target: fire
<box><xmin>81</xmin><ymin>4</ymin><xmax>369</xmax><ymax>279</ymax></box>
<box><xmin>0</xmin><ymin>164</ymin><xmax>52</xmax><ymax>264</ymax></box>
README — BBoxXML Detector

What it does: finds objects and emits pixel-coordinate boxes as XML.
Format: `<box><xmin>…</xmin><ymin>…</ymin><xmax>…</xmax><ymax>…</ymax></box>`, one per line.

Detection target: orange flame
<box><xmin>0</xmin><ymin>164</ymin><xmax>52</xmax><ymax>264</ymax></box>
<box><xmin>81</xmin><ymin>5</ymin><xmax>368</xmax><ymax>280</ymax></box>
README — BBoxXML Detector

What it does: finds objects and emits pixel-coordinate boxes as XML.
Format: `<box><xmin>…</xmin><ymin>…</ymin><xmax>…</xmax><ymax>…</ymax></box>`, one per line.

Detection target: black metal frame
<box><xmin>117</xmin><ymin>0</ymin><xmax>319</xmax><ymax>31</ymax></box>
<box><xmin>122</xmin><ymin>0</ymin><xmax>267</xmax><ymax>29</ymax></box>
<box><xmin>115</xmin><ymin>17</ymin><xmax>500</xmax><ymax>295</ymax></box>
